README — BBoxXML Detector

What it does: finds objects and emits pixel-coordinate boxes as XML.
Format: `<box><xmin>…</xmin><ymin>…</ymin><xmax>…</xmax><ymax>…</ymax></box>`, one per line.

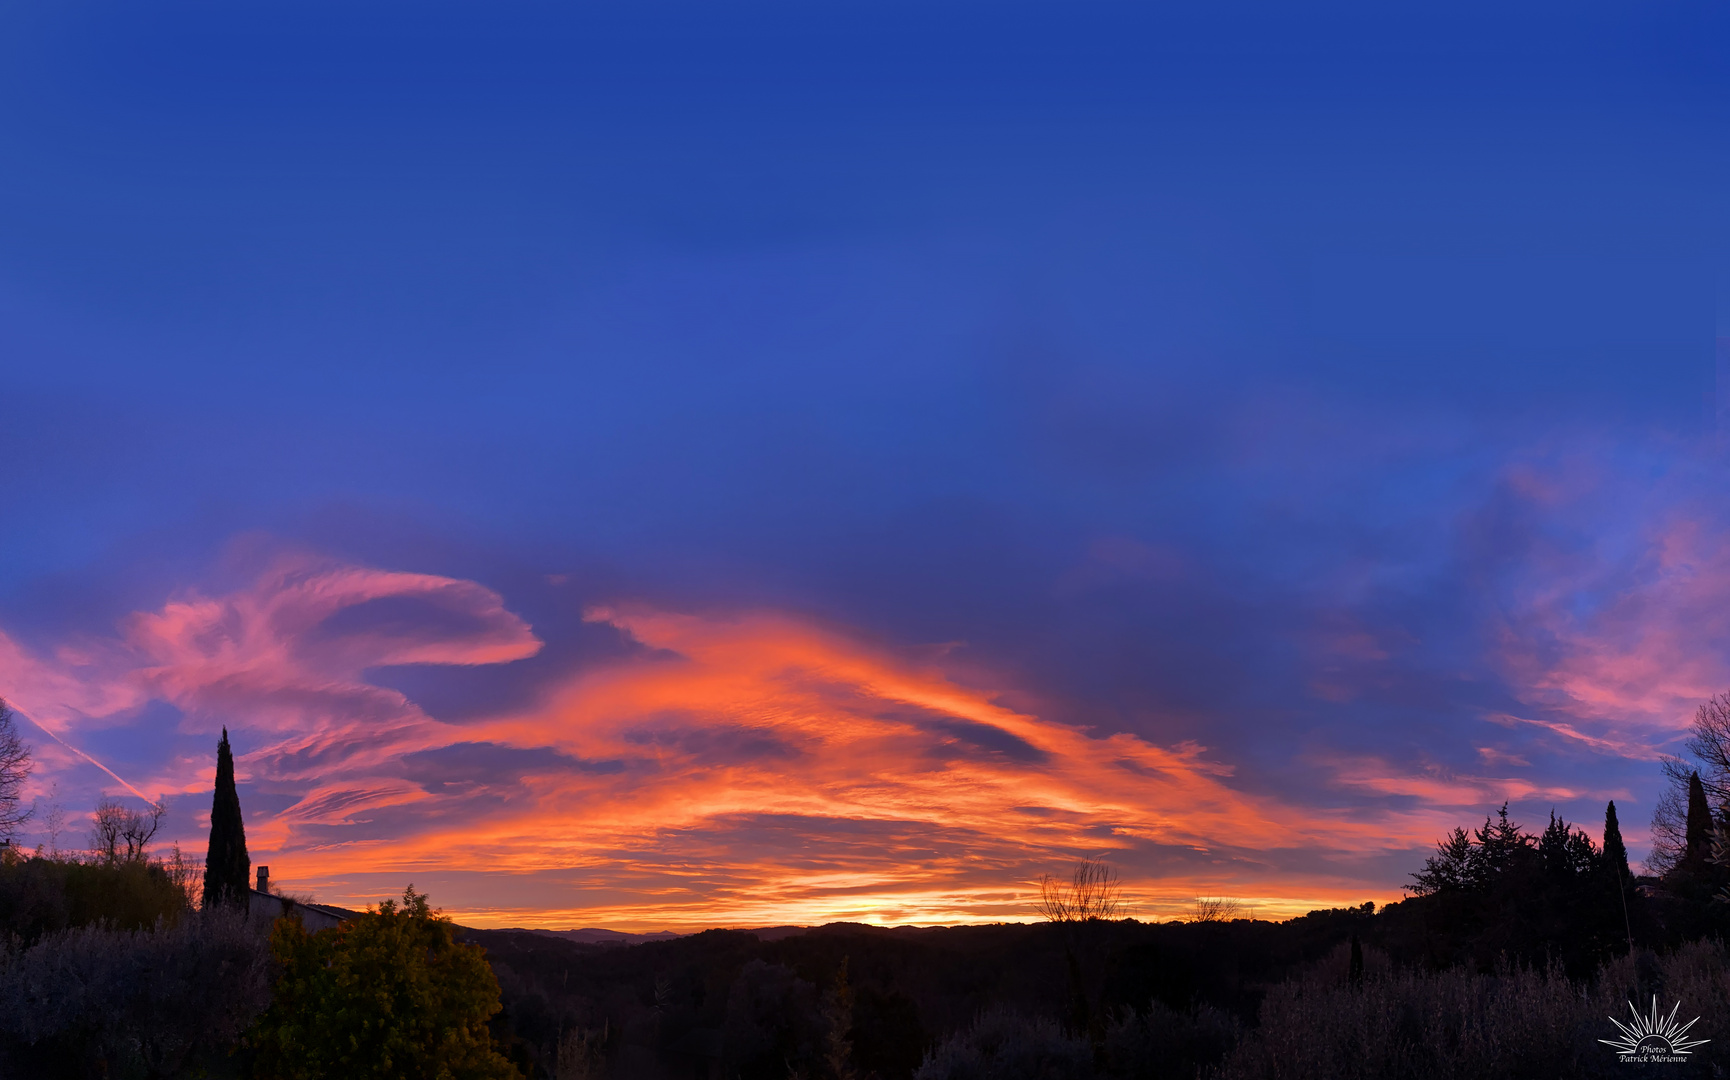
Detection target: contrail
<box><xmin>17</xmin><ymin>709</ymin><xmax>157</xmax><ymax>806</ymax></box>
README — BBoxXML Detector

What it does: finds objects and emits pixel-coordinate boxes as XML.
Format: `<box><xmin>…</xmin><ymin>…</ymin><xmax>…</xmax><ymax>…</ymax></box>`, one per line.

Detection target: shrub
<box><xmin>1216</xmin><ymin>942</ymin><xmax>1730</xmax><ymax>1080</ymax></box>
<box><xmin>0</xmin><ymin>852</ymin><xmax>188</xmax><ymax>943</ymax></box>
<box><xmin>913</xmin><ymin>1009</ymin><xmax>1096</xmax><ymax>1080</ymax></box>
<box><xmin>247</xmin><ymin>885</ymin><xmax>521</xmax><ymax>1080</ymax></box>
<box><xmin>1101</xmin><ymin>1001</ymin><xmax>1241</xmax><ymax>1080</ymax></box>
<box><xmin>0</xmin><ymin>904</ymin><xmax>271</xmax><ymax>1079</ymax></box>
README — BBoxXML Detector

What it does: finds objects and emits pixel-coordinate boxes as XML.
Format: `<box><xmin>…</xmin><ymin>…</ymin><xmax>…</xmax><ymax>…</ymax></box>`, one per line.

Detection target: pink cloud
<box><xmin>1319</xmin><ymin>750</ymin><xmax>1586</xmax><ymax>808</ymax></box>
<box><xmin>1497</xmin><ymin>508</ymin><xmax>1730</xmax><ymax>742</ymax></box>
<box><xmin>0</xmin><ymin>559</ymin><xmax>1455</xmax><ymax>927</ymax></box>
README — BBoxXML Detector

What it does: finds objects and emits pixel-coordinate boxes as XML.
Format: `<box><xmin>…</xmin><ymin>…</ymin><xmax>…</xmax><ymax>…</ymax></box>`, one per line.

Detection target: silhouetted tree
<box><xmin>1603</xmin><ymin>800</ymin><xmax>1636</xmax><ymax>951</ymax></box>
<box><xmin>1410</xmin><ymin>804</ymin><xmax>1539</xmax><ymax>898</ymax></box>
<box><xmin>1476</xmin><ymin>803</ymin><xmax>1534</xmax><ymax>878</ymax></box>
<box><xmin>201</xmin><ymin>728</ymin><xmax>250</xmax><ymax>911</ymax></box>
<box><xmin>1348</xmin><ymin>932</ymin><xmax>1363</xmax><ymax>990</ymax></box>
<box><xmin>1538</xmin><ymin>811</ymin><xmax>1597</xmax><ymax>880</ymax></box>
<box><xmin>0</xmin><ymin>700</ymin><xmax>32</xmax><ymax>842</ymax></box>
<box><xmin>1603</xmin><ymin>801</ymin><xmax>1630</xmax><ymax>881</ymax></box>
<box><xmin>1400</xmin><ymin>803</ymin><xmax>1622</xmax><ymax>972</ymax></box>
<box><xmin>1037</xmin><ymin>859</ymin><xmax>1123</xmax><ymax>922</ymax></box>
<box><xmin>1684</xmin><ymin>771</ymin><xmax>1714</xmax><ymax>872</ymax></box>
<box><xmin>89</xmin><ymin>798</ymin><xmax>165</xmax><ymax>865</ymax></box>
<box><xmin>1538</xmin><ymin>811</ymin><xmax>1571</xmax><ymax>878</ymax></box>
<box><xmin>1648</xmin><ymin>693</ymin><xmax>1730</xmax><ymax>874</ymax></box>
<box><xmin>1649</xmin><ymin>763</ymin><xmax>1690</xmax><ymax>874</ymax></box>
<box><xmin>1685</xmin><ymin>692</ymin><xmax>1730</xmax><ymax>805</ymax></box>
<box><xmin>1190</xmin><ymin>897</ymin><xmax>1246</xmax><ymax>922</ymax></box>
<box><xmin>824</xmin><ymin>957</ymin><xmax>860</xmax><ymax>1080</ymax></box>
<box><xmin>1409</xmin><ymin>827</ymin><xmax>1477</xmax><ymax>896</ymax></box>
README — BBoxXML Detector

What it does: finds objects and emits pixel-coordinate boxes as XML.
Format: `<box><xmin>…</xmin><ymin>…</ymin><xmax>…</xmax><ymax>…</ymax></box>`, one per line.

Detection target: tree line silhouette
<box><xmin>6</xmin><ymin>691</ymin><xmax>1730</xmax><ymax>1078</ymax></box>
<box><xmin>1385</xmin><ymin>691</ymin><xmax>1730</xmax><ymax>975</ymax></box>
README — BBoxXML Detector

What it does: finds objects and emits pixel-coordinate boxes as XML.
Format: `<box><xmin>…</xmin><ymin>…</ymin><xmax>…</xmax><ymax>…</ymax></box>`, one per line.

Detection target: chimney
<box><xmin>256</xmin><ymin>866</ymin><xmax>270</xmax><ymax>894</ymax></box>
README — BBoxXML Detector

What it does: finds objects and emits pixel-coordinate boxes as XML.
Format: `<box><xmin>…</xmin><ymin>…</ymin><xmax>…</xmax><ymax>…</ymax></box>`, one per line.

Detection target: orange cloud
<box><xmin>3</xmin><ymin>560</ymin><xmax>1448</xmax><ymax>929</ymax></box>
<box><xmin>253</xmin><ymin>603</ymin><xmax>1455</xmax><ymax>925</ymax></box>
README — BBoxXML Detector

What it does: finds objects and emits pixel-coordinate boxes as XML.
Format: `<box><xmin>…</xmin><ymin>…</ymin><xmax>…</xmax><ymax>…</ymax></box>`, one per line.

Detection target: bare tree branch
<box><xmin>0</xmin><ymin>699</ymin><xmax>33</xmax><ymax>842</ymax></box>
<box><xmin>1190</xmin><ymin>896</ymin><xmax>1245</xmax><ymax>923</ymax></box>
<box><xmin>1646</xmin><ymin>694</ymin><xmax>1730</xmax><ymax>876</ymax></box>
<box><xmin>1646</xmin><ymin>754</ymin><xmax>1692</xmax><ymax>875</ymax></box>
<box><xmin>1687</xmin><ymin>693</ymin><xmax>1730</xmax><ymax>806</ymax></box>
<box><xmin>1034</xmin><ymin>858</ymin><xmax>1123</xmax><ymax>922</ymax></box>
<box><xmin>90</xmin><ymin>798</ymin><xmax>166</xmax><ymax>864</ymax></box>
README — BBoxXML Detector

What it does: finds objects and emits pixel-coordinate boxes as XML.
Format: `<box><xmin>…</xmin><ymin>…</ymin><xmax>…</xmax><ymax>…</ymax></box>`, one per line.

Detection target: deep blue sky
<box><xmin>0</xmin><ymin>1</ymin><xmax>1726</xmax><ymax>923</ymax></box>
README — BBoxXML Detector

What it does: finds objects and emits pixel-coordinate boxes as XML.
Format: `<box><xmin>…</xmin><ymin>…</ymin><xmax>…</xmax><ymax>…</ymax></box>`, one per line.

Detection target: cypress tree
<box><xmin>1681</xmin><ymin>768</ymin><xmax>1709</xmax><ymax>868</ymax></box>
<box><xmin>201</xmin><ymin>728</ymin><xmax>250</xmax><ymax>910</ymax></box>
<box><xmin>1685</xmin><ymin>771</ymin><xmax>1714</xmax><ymax>870</ymax></box>
<box><xmin>1603</xmin><ymin>800</ymin><xmax>1630</xmax><ymax>881</ymax></box>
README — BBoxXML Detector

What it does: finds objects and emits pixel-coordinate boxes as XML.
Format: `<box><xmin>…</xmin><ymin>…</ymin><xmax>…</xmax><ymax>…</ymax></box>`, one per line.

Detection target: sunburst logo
<box><xmin>1599</xmin><ymin>996</ymin><xmax>1710</xmax><ymax>1062</ymax></box>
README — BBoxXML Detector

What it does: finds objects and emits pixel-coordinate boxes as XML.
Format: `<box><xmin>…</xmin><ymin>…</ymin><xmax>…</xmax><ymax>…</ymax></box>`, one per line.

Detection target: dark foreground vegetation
<box><xmin>0</xmin><ymin>707</ymin><xmax>522</xmax><ymax>1079</ymax></box>
<box><xmin>467</xmin><ymin>912</ymin><xmax>1730</xmax><ymax>1080</ymax></box>
<box><xmin>10</xmin><ymin>701</ymin><xmax>1730</xmax><ymax>1077</ymax></box>
<box><xmin>7</xmin><ymin>858</ymin><xmax>1730</xmax><ymax>1080</ymax></box>
<box><xmin>0</xmin><ymin>848</ymin><xmax>515</xmax><ymax>1079</ymax></box>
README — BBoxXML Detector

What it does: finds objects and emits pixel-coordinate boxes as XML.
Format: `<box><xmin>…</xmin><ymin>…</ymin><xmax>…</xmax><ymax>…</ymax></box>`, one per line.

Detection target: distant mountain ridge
<box><xmin>505</xmin><ymin>924</ymin><xmax>871</xmax><ymax>946</ymax></box>
<box><xmin>494</xmin><ymin>920</ymin><xmax>961</xmax><ymax>941</ymax></box>
<box><xmin>523</xmin><ymin>928</ymin><xmax>685</xmax><ymax>946</ymax></box>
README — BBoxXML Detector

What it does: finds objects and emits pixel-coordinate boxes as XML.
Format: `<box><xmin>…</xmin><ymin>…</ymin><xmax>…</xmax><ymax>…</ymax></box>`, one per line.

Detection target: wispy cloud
<box><xmin>0</xmin><ymin>557</ymin><xmax>1438</xmax><ymax>927</ymax></box>
<box><xmin>1486</xmin><ymin>454</ymin><xmax>1730</xmax><ymax>744</ymax></box>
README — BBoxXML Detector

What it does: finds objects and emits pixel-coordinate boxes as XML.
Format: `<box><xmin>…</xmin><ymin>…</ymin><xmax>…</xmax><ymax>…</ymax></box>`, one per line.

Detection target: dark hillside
<box><xmin>462</xmin><ymin>909</ymin><xmax>1378</xmax><ymax>1080</ymax></box>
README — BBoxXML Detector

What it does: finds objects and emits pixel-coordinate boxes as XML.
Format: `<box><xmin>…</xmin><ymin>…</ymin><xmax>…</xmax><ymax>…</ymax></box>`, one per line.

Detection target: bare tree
<box><xmin>1645</xmin><ymin>694</ymin><xmax>1730</xmax><ymax>875</ymax></box>
<box><xmin>1646</xmin><ymin>755</ymin><xmax>1692</xmax><ymax>875</ymax></box>
<box><xmin>1685</xmin><ymin>693</ymin><xmax>1730</xmax><ymax>804</ymax></box>
<box><xmin>1035</xmin><ymin>858</ymin><xmax>1123</xmax><ymax>922</ymax></box>
<box><xmin>1189</xmin><ymin>896</ymin><xmax>1245</xmax><ymax>923</ymax></box>
<box><xmin>0</xmin><ymin>699</ymin><xmax>33</xmax><ymax>842</ymax></box>
<box><xmin>43</xmin><ymin>786</ymin><xmax>66</xmax><ymax>859</ymax></box>
<box><xmin>163</xmin><ymin>843</ymin><xmax>202</xmax><ymax>910</ymax></box>
<box><xmin>89</xmin><ymin>798</ymin><xmax>165</xmax><ymax>865</ymax></box>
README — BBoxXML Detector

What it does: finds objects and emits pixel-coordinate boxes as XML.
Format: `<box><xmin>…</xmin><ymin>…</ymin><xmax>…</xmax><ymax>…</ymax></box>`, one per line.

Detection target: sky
<box><xmin>1</xmin><ymin>1</ymin><xmax>1727</xmax><ymax>928</ymax></box>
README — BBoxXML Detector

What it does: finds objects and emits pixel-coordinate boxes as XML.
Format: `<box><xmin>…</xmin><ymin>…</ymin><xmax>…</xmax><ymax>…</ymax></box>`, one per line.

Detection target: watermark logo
<box><xmin>1600</xmin><ymin>996</ymin><xmax>1709</xmax><ymax>1063</ymax></box>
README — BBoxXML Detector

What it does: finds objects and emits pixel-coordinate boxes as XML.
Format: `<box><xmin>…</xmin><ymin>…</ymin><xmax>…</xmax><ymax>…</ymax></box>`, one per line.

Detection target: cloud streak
<box><xmin>8</xmin><ymin>449</ymin><xmax>1728</xmax><ymax>932</ymax></box>
<box><xmin>0</xmin><ymin>556</ymin><xmax>1465</xmax><ymax>927</ymax></box>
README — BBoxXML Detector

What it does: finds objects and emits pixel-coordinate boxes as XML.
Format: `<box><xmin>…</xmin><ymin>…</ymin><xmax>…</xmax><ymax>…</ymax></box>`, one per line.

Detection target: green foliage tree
<box><xmin>248</xmin><ymin>885</ymin><xmax>521</xmax><ymax>1080</ymax></box>
<box><xmin>201</xmin><ymin>728</ymin><xmax>250</xmax><ymax>911</ymax></box>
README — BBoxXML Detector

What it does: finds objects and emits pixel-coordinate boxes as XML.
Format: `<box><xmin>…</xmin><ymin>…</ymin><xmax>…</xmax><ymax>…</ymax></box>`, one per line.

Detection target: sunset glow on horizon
<box><xmin>1</xmin><ymin>554</ymin><xmax>1426</xmax><ymax>927</ymax></box>
<box><xmin>4</xmin><ymin>518</ymin><xmax>1725</xmax><ymax>929</ymax></box>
